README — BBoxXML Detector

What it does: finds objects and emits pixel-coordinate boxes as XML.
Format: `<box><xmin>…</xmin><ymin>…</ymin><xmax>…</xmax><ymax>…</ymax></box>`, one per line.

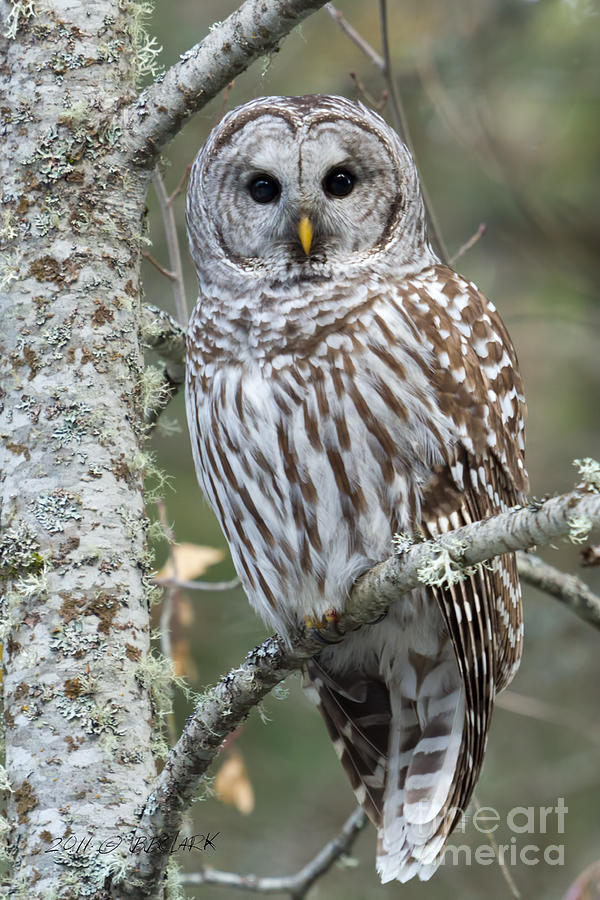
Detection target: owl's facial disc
<box><xmin>200</xmin><ymin>110</ymin><xmax>404</xmax><ymax>270</ymax></box>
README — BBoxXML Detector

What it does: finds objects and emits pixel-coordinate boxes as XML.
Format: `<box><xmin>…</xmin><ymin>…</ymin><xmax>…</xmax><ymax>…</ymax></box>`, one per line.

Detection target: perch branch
<box><xmin>180</xmin><ymin>806</ymin><xmax>367</xmax><ymax>897</ymax></box>
<box><xmin>120</xmin><ymin>483</ymin><xmax>600</xmax><ymax>896</ymax></box>
<box><xmin>122</xmin><ymin>0</ymin><xmax>329</xmax><ymax>166</ymax></box>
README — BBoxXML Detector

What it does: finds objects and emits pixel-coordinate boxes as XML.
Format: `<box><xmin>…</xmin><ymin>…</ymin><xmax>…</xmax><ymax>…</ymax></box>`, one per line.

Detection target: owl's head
<box><xmin>187</xmin><ymin>95</ymin><xmax>433</xmax><ymax>284</ymax></box>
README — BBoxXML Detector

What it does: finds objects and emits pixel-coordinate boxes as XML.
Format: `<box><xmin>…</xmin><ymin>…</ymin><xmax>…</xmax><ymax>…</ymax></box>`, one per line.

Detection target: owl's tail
<box><xmin>376</xmin><ymin>666</ymin><xmax>465</xmax><ymax>883</ymax></box>
<box><xmin>304</xmin><ymin>625</ymin><xmax>471</xmax><ymax>883</ymax></box>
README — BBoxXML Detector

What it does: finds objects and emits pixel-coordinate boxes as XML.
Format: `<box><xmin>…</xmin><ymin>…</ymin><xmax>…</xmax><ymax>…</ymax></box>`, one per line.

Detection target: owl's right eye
<box><xmin>248</xmin><ymin>174</ymin><xmax>280</xmax><ymax>204</ymax></box>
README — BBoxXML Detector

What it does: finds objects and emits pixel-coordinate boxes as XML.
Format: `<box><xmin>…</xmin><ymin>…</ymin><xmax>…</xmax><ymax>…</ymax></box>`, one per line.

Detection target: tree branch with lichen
<box><xmin>119</xmin><ymin>474</ymin><xmax>600</xmax><ymax>897</ymax></box>
<box><xmin>121</xmin><ymin>0</ymin><xmax>330</xmax><ymax>168</ymax></box>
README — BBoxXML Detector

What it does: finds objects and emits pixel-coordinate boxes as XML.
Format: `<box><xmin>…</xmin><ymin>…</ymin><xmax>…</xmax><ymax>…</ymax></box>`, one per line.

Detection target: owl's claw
<box><xmin>304</xmin><ymin>609</ymin><xmax>343</xmax><ymax>644</ymax></box>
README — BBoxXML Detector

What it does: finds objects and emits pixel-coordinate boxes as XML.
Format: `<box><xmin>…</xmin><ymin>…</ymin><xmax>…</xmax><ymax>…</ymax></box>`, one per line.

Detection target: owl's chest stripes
<box><xmin>186</xmin><ymin>324</ymin><xmax>455</xmax><ymax>630</ymax></box>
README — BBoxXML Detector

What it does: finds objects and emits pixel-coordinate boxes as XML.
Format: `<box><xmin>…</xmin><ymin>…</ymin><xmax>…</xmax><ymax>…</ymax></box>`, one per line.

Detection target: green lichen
<box><xmin>0</xmin><ymin>524</ymin><xmax>44</xmax><ymax>576</ymax></box>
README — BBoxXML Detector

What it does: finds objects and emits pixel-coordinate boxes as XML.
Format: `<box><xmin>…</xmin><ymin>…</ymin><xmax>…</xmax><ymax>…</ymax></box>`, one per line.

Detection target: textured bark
<box><xmin>0</xmin><ymin>2</ymin><xmax>158</xmax><ymax>896</ymax></box>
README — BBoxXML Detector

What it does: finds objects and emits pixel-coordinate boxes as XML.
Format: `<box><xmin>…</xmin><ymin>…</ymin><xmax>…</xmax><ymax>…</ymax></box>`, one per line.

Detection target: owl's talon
<box><xmin>304</xmin><ymin>611</ymin><xmax>343</xmax><ymax>644</ymax></box>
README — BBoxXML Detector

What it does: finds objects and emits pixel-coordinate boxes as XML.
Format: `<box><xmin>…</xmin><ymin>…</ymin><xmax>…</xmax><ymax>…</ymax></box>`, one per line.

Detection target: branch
<box><xmin>180</xmin><ymin>806</ymin><xmax>367</xmax><ymax>897</ymax></box>
<box><xmin>325</xmin><ymin>4</ymin><xmax>384</xmax><ymax>70</ymax></box>
<box><xmin>516</xmin><ymin>550</ymin><xmax>600</xmax><ymax>630</ymax></box>
<box><xmin>122</xmin><ymin>0</ymin><xmax>329</xmax><ymax>166</ymax></box>
<box><xmin>119</xmin><ymin>483</ymin><xmax>600</xmax><ymax>896</ymax></box>
<box><xmin>152</xmin><ymin>575</ymin><xmax>240</xmax><ymax>592</ymax></box>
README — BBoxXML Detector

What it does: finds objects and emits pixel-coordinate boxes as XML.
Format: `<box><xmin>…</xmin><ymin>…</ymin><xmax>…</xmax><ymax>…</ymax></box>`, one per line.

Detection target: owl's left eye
<box><xmin>323</xmin><ymin>168</ymin><xmax>355</xmax><ymax>198</ymax></box>
<box><xmin>248</xmin><ymin>174</ymin><xmax>280</xmax><ymax>204</ymax></box>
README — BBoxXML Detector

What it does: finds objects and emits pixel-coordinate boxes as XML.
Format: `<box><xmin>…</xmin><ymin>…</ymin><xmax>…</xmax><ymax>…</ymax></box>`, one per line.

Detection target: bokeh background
<box><xmin>143</xmin><ymin>1</ymin><xmax>600</xmax><ymax>898</ymax></box>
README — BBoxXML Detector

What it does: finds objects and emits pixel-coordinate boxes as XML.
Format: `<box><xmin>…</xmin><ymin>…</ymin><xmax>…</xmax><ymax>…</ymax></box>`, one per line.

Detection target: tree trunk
<box><xmin>0</xmin><ymin>2</ymin><xmax>157</xmax><ymax>895</ymax></box>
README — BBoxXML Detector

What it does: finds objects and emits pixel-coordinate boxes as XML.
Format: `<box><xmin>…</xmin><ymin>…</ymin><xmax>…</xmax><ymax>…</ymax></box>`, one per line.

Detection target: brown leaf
<box><xmin>214</xmin><ymin>749</ymin><xmax>255</xmax><ymax>815</ymax></box>
<box><xmin>156</xmin><ymin>543</ymin><xmax>224</xmax><ymax>582</ymax></box>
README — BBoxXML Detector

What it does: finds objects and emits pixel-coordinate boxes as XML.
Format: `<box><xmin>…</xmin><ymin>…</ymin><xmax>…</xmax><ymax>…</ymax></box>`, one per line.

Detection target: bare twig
<box><xmin>472</xmin><ymin>796</ymin><xmax>521</xmax><ymax>899</ymax></box>
<box><xmin>152</xmin><ymin>169</ymin><xmax>188</xmax><ymax>325</ymax></box>
<box><xmin>120</xmin><ymin>483</ymin><xmax>600</xmax><ymax>896</ymax></box>
<box><xmin>377</xmin><ymin>0</ymin><xmax>448</xmax><ymax>262</ymax></box>
<box><xmin>122</xmin><ymin>0</ymin><xmax>330</xmax><ymax>166</ymax></box>
<box><xmin>516</xmin><ymin>550</ymin><xmax>600</xmax><ymax>630</ymax></box>
<box><xmin>180</xmin><ymin>806</ymin><xmax>367</xmax><ymax>897</ymax></box>
<box><xmin>325</xmin><ymin>4</ymin><xmax>384</xmax><ymax>69</ymax></box>
<box><xmin>216</xmin><ymin>79</ymin><xmax>237</xmax><ymax>124</ymax></box>
<box><xmin>497</xmin><ymin>690</ymin><xmax>600</xmax><ymax>746</ymax></box>
<box><xmin>153</xmin><ymin>575</ymin><xmax>240</xmax><ymax>592</ymax></box>
<box><xmin>142</xmin><ymin>251</ymin><xmax>176</xmax><ymax>281</ymax></box>
<box><xmin>348</xmin><ymin>72</ymin><xmax>387</xmax><ymax>111</ymax></box>
<box><xmin>156</xmin><ymin>501</ymin><xmax>177</xmax><ymax>663</ymax></box>
<box><xmin>169</xmin><ymin>163</ymin><xmax>193</xmax><ymax>205</ymax></box>
<box><xmin>449</xmin><ymin>222</ymin><xmax>487</xmax><ymax>265</ymax></box>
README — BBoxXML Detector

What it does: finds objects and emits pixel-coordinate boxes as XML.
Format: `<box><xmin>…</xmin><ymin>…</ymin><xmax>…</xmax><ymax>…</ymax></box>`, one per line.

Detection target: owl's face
<box><xmin>188</xmin><ymin>96</ymin><xmax>429</xmax><ymax>278</ymax></box>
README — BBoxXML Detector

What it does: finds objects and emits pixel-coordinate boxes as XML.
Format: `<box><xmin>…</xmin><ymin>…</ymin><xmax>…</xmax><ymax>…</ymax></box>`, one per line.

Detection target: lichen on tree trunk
<box><xmin>0</xmin><ymin>2</ymin><xmax>160</xmax><ymax>896</ymax></box>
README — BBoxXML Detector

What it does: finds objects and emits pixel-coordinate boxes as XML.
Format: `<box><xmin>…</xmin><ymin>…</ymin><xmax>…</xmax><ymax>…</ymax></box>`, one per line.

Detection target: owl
<box><xmin>185</xmin><ymin>95</ymin><xmax>527</xmax><ymax>883</ymax></box>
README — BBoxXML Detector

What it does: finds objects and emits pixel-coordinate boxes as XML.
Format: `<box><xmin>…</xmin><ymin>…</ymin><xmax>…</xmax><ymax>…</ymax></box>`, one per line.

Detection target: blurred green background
<box><xmin>142</xmin><ymin>1</ymin><xmax>600</xmax><ymax>898</ymax></box>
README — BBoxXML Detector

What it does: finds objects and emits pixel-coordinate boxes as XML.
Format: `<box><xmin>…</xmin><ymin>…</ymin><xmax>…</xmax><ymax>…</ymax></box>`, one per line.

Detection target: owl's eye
<box><xmin>248</xmin><ymin>174</ymin><xmax>280</xmax><ymax>204</ymax></box>
<box><xmin>323</xmin><ymin>168</ymin><xmax>355</xmax><ymax>198</ymax></box>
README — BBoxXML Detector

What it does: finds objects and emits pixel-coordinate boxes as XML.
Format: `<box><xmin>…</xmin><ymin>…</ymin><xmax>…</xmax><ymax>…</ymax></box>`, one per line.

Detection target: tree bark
<box><xmin>0</xmin><ymin>2</ymin><xmax>159</xmax><ymax>896</ymax></box>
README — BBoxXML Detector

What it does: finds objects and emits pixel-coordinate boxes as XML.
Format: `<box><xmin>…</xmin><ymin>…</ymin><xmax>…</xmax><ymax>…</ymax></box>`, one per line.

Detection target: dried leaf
<box><xmin>156</xmin><ymin>543</ymin><xmax>224</xmax><ymax>582</ymax></box>
<box><xmin>214</xmin><ymin>749</ymin><xmax>255</xmax><ymax>815</ymax></box>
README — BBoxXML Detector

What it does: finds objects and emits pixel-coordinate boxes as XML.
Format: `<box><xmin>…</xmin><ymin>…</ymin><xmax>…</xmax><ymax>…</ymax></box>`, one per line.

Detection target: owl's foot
<box><xmin>304</xmin><ymin>609</ymin><xmax>343</xmax><ymax>644</ymax></box>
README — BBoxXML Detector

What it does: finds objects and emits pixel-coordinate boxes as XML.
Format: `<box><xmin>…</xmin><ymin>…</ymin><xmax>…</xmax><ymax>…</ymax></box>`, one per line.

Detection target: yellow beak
<box><xmin>297</xmin><ymin>216</ymin><xmax>313</xmax><ymax>255</ymax></box>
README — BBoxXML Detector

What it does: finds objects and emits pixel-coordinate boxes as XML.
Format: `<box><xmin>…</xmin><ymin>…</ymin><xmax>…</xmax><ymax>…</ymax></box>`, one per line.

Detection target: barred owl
<box><xmin>185</xmin><ymin>95</ymin><xmax>527</xmax><ymax>882</ymax></box>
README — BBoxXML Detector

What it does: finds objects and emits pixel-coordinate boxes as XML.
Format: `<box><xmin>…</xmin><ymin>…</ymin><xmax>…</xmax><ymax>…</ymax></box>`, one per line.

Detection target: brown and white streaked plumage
<box><xmin>185</xmin><ymin>95</ymin><xmax>527</xmax><ymax>882</ymax></box>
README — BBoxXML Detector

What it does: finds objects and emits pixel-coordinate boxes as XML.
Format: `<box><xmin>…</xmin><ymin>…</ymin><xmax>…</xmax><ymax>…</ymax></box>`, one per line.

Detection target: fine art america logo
<box><xmin>439</xmin><ymin>798</ymin><xmax>568</xmax><ymax>868</ymax></box>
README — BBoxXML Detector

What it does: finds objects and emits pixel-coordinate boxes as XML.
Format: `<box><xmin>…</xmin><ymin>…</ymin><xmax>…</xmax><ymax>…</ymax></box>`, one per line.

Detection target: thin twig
<box><xmin>325</xmin><ymin>4</ymin><xmax>384</xmax><ymax>70</ymax></box>
<box><xmin>216</xmin><ymin>79</ymin><xmax>236</xmax><ymax>124</ymax></box>
<box><xmin>168</xmin><ymin>163</ymin><xmax>193</xmax><ymax>205</ymax></box>
<box><xmin>153</xmin><ymin>576</ymin><xmax>240</xmax><ymax>592</ymax></box>
<box><xmin>152</xmin><ymin>168</ymin><xmax>188</xmax><ymax>325</ymax></box>
<box><xmin>180</xmin><ymin>806</ymin><xmax>367</xmax><ymax>897</ymax></box>
<box><xmin>156</xmin><ymin>501</ymin><xmax>177</xmax><ymax>663</ymax></box>
<box><xmin>449</xmin><ymin>223</ymin><xmax>487</xmax><ymax>265</ymax></box>
<box><xmin>348</xmin><ymin>71</ymin><xmax>387</xmax><ymax>110</ymax></box>
<box><xmin>497</xmin><ymin>690</ymin><xmax>600</xmax><ymax>746</ymax></box>
<box><xmin>472</xmin><ymin>796</ymin><xmax>521</xmax><ymax>899</ymax></box>
<box><xmin>516</xmin><ymin>550</ymin><xmax>600</xmax><ymax>630</ymax></box>
<box><xmin>142</xmin><ymin>252</ymin><xmax>176</xmax><ymax>281</ymax></box>
<box><xmin>377</xmin><ymin>0</ymin><xmax>448</xmax><ymax>262</ymax></box>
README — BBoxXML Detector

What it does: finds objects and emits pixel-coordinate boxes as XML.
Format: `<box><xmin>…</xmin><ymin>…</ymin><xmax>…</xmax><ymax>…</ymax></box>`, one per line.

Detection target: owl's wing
<box><xmin>408</xmin><ymin>263</ymin><xmax>527</xmax><ymax>833</ymax></box>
